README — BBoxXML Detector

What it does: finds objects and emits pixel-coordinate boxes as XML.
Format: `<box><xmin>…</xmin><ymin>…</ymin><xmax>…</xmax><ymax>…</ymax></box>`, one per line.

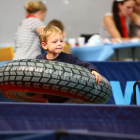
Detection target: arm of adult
<box><xmin>30</xmin><ymin>18</ymin><xmax>46</xmax><ymax>35</ymax></box>
<box><xmin>103</xmin><ymin>16</ymin><xmax>130</xmax><ymax>41</ymax></box>
<box><xmin>130</xmin><ymin>12</ymin><xmax>140</xmax><ymax>26</ymax></box>
<box><xmin>35</xmin><ymin>26</ymin><xmax>46</xmax><ymax>35</ymax></box>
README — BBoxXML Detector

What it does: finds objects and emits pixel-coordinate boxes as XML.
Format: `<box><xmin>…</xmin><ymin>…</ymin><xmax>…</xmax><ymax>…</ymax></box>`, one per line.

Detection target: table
<box><xmin>71</xmin><ymin>42</ymin><xmax>140</xmax><ymax>61</ymax></box>
<box><xmin>111</xmin><ymin>42</ymin><xmax>140</xmax><ymax>61</ymax></box>
<box><xmin>71</xmin><ymin>45</ymin><xmax>114</xmax><ymax>61</ymax></box>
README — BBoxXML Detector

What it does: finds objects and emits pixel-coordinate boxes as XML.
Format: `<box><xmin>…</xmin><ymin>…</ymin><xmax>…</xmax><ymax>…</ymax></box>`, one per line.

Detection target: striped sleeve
<box><xmin>29</xmin><ymin>18</ymin><xmax>45</xmax><ymax>31</ymax></box>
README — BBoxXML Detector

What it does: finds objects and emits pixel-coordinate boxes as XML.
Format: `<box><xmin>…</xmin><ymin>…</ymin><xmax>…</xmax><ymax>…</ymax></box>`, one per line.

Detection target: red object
<box><xmin>26</xmin><ymin>14</ymin><xmax>36</xmax><ymax>18</ymax></box>
<box><xmin>75</xmin><ymin>43</ymin><xmax>79</xmax><ymax>47</ymax></box>
<box><xmin>118</xmin><ymin>13</ymin><xmax>128</xmax><ymax>38</ymax></box>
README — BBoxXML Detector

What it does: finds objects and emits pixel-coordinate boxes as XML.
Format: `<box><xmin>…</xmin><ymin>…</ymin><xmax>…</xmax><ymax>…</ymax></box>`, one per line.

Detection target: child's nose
<box><xmin>58</xmin><ymin>41</ymin><xmax>62</xmax><ymax>45</ymax></box>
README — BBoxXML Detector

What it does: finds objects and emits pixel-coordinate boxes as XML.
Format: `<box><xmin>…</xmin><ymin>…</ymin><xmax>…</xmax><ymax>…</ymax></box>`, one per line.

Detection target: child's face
<box><xmin>42</xmin><ymin>33</ymin><xmax>64</xmax><ymax>54</ymax></box>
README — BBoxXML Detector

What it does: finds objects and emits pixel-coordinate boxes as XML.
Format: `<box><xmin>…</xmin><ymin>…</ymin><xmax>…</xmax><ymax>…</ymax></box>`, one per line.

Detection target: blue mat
<box><xmin>0</xmin><ymin>103</ymin><xmax>140</xmax><ymax>135</ymax></box>
<box><xmin>1</xmin><ymin>130</ymin><xmax>140</xmax><ymax>140</ymax></box>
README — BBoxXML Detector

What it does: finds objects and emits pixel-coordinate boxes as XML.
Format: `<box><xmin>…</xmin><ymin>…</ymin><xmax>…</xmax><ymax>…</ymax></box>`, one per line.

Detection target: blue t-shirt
<box><xmin>36</xmin><ymin>52</ymin><xmax>98</xmax><ymax>103</ymax></box>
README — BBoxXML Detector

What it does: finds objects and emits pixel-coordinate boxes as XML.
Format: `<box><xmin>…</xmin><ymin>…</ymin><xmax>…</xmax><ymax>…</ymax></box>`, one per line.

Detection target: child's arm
<box><xmin>74</xmin><ymin>55</ymin><xmax>102</xmax><ymax>83</ymax></box>
<box><xmin>91</xmin><ymin>70</ymin><xmax>102</xmax><ymax>84</ymax></box>
<box><xmin>74</xmin><ymin>55</ymin><xmax>98</xmax><ymax>72</ymax></box>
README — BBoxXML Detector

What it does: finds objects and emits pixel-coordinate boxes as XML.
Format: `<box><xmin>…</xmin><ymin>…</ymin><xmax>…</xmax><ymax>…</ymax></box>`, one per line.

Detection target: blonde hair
<box><xmin>39</xmin><ymin>26</ymin><xmax>63</xmax><ymax>44</ymax></box>
<box><xmin>47</xmin><ymin>19</ymin><xmax>64</xmax><ymax>32</ymax></box>
<box><xmin>24</xmin><ymin>1</ymin><xmax>47</xmax><ymax>14</ymax></box>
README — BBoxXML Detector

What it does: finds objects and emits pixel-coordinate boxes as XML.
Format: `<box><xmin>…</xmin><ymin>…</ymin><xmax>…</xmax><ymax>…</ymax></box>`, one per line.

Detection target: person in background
<box><xmin>47</xmin><ymin>19</ymin><xmax>66</xmax><ymax>38</ymax></box>
<box><xmin>36</xmin><ymin>26</ymin><xmax>102</xmax><ymax>103</ymax></box>
<box><xmin>130</xmin><ymin>0</ymin><xmax>140</xmax><ymax>37</ymax></box>
<box><xmin>46</xmin><ymin>19</ymin><xmax>71</xmax><ymax>54</ymax></box>
<box><xmin>13</xmin><ymin>1</ymin><xmax>47</xmax><ymax>60</ymax></box>
<box><xmin>47</xmin><ymin>19</ymin><xmax>67</xmax><ymax>45</ymax></box>
<box><xmin>100</xmin><ymin>0</ymin><xmax>140</xmax><ymax>41</ymax></box>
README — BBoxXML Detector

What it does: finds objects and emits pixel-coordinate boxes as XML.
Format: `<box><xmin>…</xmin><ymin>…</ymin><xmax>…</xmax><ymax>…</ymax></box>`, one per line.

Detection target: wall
<box><xmin>0</xmin><ymin>0</ymin><xmax>112</xmax><ymax>44</ymax></box>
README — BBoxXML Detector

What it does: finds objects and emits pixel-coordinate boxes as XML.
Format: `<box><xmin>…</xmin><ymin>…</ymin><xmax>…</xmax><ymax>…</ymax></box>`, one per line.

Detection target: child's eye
<box><xmin>53</xmin><ymin>41</ymin><xmax>57</xmax><ymax>43</ymax></box>
<box><xmin>61</xmin><ymin>40</ymin><xmax>63</xmax><ymax>43</ymax></box>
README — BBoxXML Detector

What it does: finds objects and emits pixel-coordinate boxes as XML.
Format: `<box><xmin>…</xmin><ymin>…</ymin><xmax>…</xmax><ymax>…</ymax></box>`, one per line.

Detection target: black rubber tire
<box><xmin>0</xmin><ymin>59</ymin><xmax>112</xmax><ymax>103</ymax></box>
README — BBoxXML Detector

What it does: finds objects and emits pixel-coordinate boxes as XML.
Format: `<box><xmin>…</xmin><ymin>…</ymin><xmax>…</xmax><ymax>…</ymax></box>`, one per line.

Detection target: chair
<box><xmin>0</xmin><ymin>46</ymin><xmax>14</xmax><ymax>61</ymax></box>
<box><xmin>133</xmin><ymin>81</ymin><xmax>140</xmax><ymax>105</ymax></box>
<box><xmin>62</xmin><ymin>44</ymin><xmax>71</xmax><ymax>54</ymax></box>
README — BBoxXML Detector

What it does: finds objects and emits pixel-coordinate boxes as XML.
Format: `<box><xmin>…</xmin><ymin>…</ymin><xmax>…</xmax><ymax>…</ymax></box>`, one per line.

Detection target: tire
<box><xmin>0</xmin><ymin>59</ymin><xmax>112</xmax><ymax>103</ymax></box>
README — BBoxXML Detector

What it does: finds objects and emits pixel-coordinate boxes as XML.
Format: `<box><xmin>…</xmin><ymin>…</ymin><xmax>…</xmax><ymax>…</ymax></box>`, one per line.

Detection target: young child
<box><xmin>36</xmin><ymin>26</ymin><xmax>102</xmax><ymax>103</ymax></box>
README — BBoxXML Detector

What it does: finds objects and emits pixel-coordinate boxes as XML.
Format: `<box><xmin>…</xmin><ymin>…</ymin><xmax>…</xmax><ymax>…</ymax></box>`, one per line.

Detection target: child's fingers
<box><xmin>96</xmin><ymin>74</ymin><xmax>102</xmax><ymax>84</ymax></box>
<box><xmin>91</xmin><ymin>71</ymin><xmax>102</xmax><ymax>84</ymax></box>
<box><xmin>98</xmin><ymin>75</ymin><xmax>102</xmax><ymax>84</ymax></box>
<box><xmin>95</xmin><ymin>74</ymin><xmax>97</xmax><ymax>83</ymax></box>
<box><xmin>92</xmin><ymin>71</ymin><xmax>98</xmax><ymax>83</ymax></box>
<box><xmin>95</xmin><ymin>74</ymin><xmax>99</xmax><ymax>84</ymax></box>
<box><xmin>97</xmin><ymin>75</ymin><xmax>100</xmax><ymax>84</ymax></box>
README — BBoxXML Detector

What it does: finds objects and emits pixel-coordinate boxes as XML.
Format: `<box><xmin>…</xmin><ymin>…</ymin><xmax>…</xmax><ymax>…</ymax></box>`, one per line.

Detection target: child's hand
<box><xmin>91</xmin><ymin>70</ymin><xmax>102</xmax><ymax>84</ymax></box>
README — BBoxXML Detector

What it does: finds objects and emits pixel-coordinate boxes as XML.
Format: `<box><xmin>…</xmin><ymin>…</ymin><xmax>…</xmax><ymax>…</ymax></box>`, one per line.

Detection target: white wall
<box><xmin>0</xmin><ymin>0</ymin><xmax>113</xmax><ymax>44</ymax></box>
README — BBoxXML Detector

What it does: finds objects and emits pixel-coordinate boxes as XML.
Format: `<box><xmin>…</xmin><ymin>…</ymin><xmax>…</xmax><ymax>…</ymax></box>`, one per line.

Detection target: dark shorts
<box><xmin>45</xmin><ymin>95</ymin><xmax>69</xmax><ymax>103</ymax></box>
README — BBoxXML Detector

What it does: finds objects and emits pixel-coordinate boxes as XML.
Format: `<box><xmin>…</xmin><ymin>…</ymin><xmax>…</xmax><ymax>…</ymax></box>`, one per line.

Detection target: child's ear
<box><xmin>41</xmin><ymin>42</ymin><xmax>47</xmax><ymax>50</ymax></box>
